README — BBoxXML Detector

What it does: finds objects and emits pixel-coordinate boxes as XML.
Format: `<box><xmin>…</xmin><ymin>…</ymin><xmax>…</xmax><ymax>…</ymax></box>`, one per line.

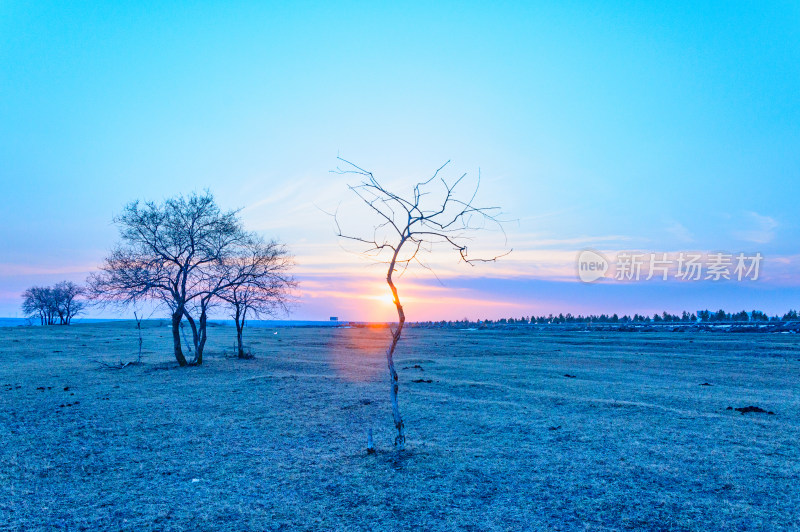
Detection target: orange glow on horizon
<box><xmin>298</xmin><ymin>276</ymin><xmax>528</xmax><ymax>322</ymax></box>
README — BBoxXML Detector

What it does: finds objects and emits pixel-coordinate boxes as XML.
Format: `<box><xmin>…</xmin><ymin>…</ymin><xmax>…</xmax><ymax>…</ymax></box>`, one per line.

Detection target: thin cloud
<box><xmin>514</xmin><ymin>235</ymin><xmax>637</xmax><ymax>248</ymax></box>
<box><xmin>665</xmin><ymin>220</ymin><xmax>694</xmax><ymax>243</ymax></box>
<box><xmin>0</xmin><ymin>263</ymin><xmax>96</xmax><ymax>276</ymax></box>
<box><xmin>734</xmin><ymin>212</ymin><xmax>778</xmax><ymax>244</ymax></box>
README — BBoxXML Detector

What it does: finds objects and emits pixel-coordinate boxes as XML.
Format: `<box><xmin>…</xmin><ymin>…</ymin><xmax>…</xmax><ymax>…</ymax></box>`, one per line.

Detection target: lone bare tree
<box><xmin>334</xmin><ymin>158</ymin><xmax>509</xmax><ymax>450</ymax></box>
<box><xmin>88</xmin><ymin>191</ymin><xmax>286</xmax><ymax>366</ymax></box>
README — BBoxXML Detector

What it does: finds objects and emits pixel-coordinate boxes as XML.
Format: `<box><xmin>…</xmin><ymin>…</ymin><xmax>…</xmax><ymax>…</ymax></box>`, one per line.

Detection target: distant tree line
<box><xmin>21</xmin><ymin>281</ymin><xmax>85</xmax><ymax>325</ymax></box>
<box><xmin>412</xmin><ymin>309</ymin><xmax>800</xmax><ymax>327</ymax></box>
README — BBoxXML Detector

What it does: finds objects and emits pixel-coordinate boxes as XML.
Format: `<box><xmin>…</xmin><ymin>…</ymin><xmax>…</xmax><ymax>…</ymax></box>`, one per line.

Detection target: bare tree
<box><xmin>22</xmin><ymin>286</ymin><xmax>52</xmax><ymax>325</ymax></box>
<box><xmin>333</xmin><ymin>158</ymin><xmax>509</xmax><ymax>450</ymax></box>
<box><xmin>22</xmin><ymin>282</ymin><xmax>85</xmax><ymax>325</ymax></box>
<box><xmin>54</xmin><ymin>281</ymin><xmax>85</xmax><ymax>325</ymax></box>
<box><xmin>217</xmin><ymin>238</ymin><xmax>295</xmax><ymax>358</ymax></box>
<box><xmin>88</xmin><ymin>192</ymin><xmax>261</xmax><ymax>366</ymax></box>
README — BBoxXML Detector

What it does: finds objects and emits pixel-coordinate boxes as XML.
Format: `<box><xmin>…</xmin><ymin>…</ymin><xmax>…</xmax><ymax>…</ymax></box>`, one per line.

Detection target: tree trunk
<box><xmin>386</xmin><ymin>268</ymin><xmax>406</xmax><ymax>450</ymax></box>
<box><xmin>183</xmin><ymin>311</ymin><xmax>200</xmax><ymax>362</ymax></box>
<box><xmin>235</xmin><ymin>306</ymin><xmax>247</xmax><ymax>358</ymax></box>
<box><xmin>236</xmin><ymin>321</ymin><xmax>245</xmax><ymax>358</ymax></box>
<box><xmin>171</xmin><ymin>309</ymin><xmax>188</xmax><ymax>367</ymax></box>
<box><xmin>196</xmin><ymin>310</ymin><xmax>208</xmax><ymax>365</ymax></box>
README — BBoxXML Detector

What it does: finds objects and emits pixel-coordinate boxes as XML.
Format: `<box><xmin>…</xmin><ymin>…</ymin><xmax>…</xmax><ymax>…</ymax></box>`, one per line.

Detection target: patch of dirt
<box><xmin>727</xmin><ymin>406</ymin><xmax>775</xmax><ymax>415</ymax></box>
<box><xmin>341</xmin><ymin>399</ymin><xmax>373</xmax><ymax>410</ymax></box>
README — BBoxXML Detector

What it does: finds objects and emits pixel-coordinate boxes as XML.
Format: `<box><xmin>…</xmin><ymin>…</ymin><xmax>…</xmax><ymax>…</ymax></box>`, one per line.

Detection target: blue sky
<box><xmin>1</xmin><ymin>1</ymin><xmax>799</xmax><ymax>320</ymax></box>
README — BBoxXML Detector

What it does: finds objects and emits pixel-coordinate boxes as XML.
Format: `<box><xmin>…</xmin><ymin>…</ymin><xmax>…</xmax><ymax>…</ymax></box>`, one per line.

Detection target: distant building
<box><xmin>330</xmin><ymin>316</ymin><xmax>338</xmax><ymax>321</ymax></box>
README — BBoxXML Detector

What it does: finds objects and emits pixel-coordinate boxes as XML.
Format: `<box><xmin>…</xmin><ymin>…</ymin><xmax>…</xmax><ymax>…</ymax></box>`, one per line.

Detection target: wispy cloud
<box><xmin>734</xmin><ymin>212</ymin><xmax>778</xmax><ymax>244</ymax></box>
<box><xmin>665</xmin><ymin>220</ymin><xmax>694</xmax><ymax>243</ymax></box>
<box><xmin>241</xmin><ymin>177</ymin><xmax>317</xmax><ymax>213</ymax></box>
<box><xmin>0</xmin><ymin>263</ymin><xmax>95</xmax><ymax>276</ymax></box>
<box><xmin>512</xmin><ymin>234</ymin><xmax>637</xmax><ymax>249</ymax></box>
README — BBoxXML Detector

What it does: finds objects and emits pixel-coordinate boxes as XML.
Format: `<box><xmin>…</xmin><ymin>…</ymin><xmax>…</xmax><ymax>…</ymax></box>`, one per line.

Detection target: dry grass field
<box><xmin>1</xmin><ymin>322</ymin><xmax>799</xmax><ymax>531</ymax></box>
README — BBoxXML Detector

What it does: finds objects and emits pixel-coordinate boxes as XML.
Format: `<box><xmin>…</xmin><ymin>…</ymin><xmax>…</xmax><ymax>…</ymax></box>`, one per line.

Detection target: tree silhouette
<box><xmin>89</xmin><ymin>192</ymin><xmax>292</xmax><ymax>366</ymax></box>
<box><xmin>334</xmin><ymin>158</ymin><xmax>509</xmax><ymax>450</ymax></box>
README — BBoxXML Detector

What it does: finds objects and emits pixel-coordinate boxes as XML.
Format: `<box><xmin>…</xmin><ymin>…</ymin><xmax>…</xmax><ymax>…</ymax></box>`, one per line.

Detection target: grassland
<box><xmin>1</xmin><ymin>322</ymin><xmax>799</xmax><ymax>530</ymax></box>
